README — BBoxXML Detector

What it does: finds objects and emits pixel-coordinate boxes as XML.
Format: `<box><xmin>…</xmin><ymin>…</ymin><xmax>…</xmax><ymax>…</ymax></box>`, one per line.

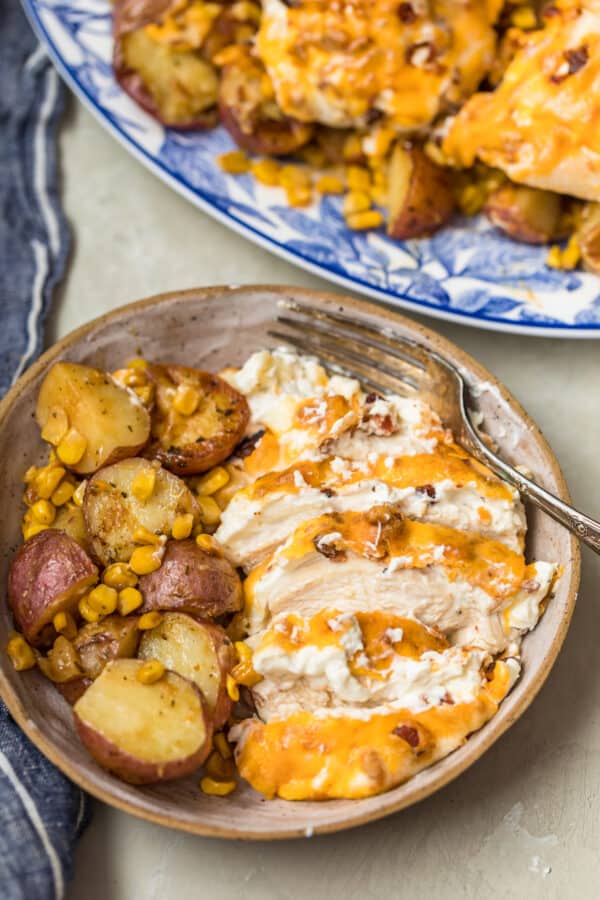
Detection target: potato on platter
<box><xmin>138</xmin><ymin>613</ymin><xmax>234</xmax><ymax>729</ymax></box>
<box><xmin>83</xmin><ymin>457</ymin><xmax>199</xmax><ymax>565</ymax></box>
<box><xmin>74</xmin><ymin>615</ymin><xmax>141</xmax><ymax>680</ymax></box>
<box><xmin>577</xmin><ymin>202</ymin><xmax>600</xmax><ymax>274</ymax></box>
<box><xmin>8</xmin><ymin>530</ymin><xmax>98</xmax><ymax>645</ymax></box>
<box><xmin>144</xmin><ymin>364</ymin><xmax>249</xmax><ymax>475</ymax></box>
<box><xmin>53</xmin><ymin>503</ymin><xmax>89</xmax><ymax>549</ymax></box>
<box><xmin>35</xmin><ymin>362</ymin><xmax>151</xmax><ymax>475</ymax></box>
<box><xmin>58</xmin><ymin>679</ymin><xmax>93</xmax><ymax>706</ymax></box>
<box><xmin>484</xmin><ymin>183</ymin><xmax>563</xmax><ymax>244</ymax></box>
<box><xmin>218</xmin><ymin>49</ymin><xmax>313</xmax><ymax>157</ymax></box>
<box><xmin>73</xmin><ymin>659</ymin><xmax>212</xmax><ymax>784</ymax></box>
<box><xmin>387</xmin><ymin>144</ymin><xmax>455</xmax><ymax>240</ymax></box>
<box><xmin>138</xmin><ymin>539</ymin><xmax>242</xmax><ymax>618</ymax></box>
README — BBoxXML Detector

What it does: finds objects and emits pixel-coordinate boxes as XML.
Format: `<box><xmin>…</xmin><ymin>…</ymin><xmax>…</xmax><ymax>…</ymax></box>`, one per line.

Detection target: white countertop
<box><xmin>58</xmin><ymin>99</ymin><xmax>600</xmax><ymax>900</ymax></box>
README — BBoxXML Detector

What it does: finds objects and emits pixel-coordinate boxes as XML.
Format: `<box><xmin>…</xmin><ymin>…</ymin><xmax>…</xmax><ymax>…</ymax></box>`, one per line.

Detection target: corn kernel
<box><xmin>234</xmin><ymin>641</ymin><xmax>252</xmax><ymax>664</ymax></box>
<box><xmin>31</xmin><ymin>499</ymin><xmax>56</xmax><ymax>526</ymax></box>
<box><xmin>363</xmin><ymin>126</ymin><xmax>395</xmax><ymax>158</ymax></box>
<box><xmin>510</xmin><ymin>6</ymin><xmax>537</xmax><ymax>28</ymax></box>
<box><xmin>345</xmin><ymin>210</ymin><xmax>384</xmax><ymax>230</ymax></box>
<box><xmin>233</xmin><ymin>23</ymin><xmax>255</xmax><ymax>42</ymax></box>
<box><xmin>87</xmin><ymin>584</ymin><xmax>118</xmax><ymax>616</ymax></box>
<box><xmin>251</xmin><ymin>158</ymin><xmax>281</xmax><ymax>186</ymax></box>
<box><xmin>102</xmin><ymin>563</ymin><xmax>138</xmax><ymax>591</ymax></box>
<box><xmin>79</xmin><ymin>596</ymin><xmax>102</xmax><ymax>624</ymax></box>
<box><xmin>57</xmin><ymin>428</ymin><xmax>87</xmax><ymax>466</ymax></box>
<box><xmin>35</xmin><ymin>466</ymin><xmax>66</xmax><ymax>500</ymax></box>
<box><xmin>72</xmin><ymin>480</ymin><xmax>87</xmax><ymax>507</ymax></box>
<box><xmin>138</xmin><ymin>611</ymin><xmax>163</xmax><ymax>630</ymax></box>
<box><xmin>196</xmin><ymin>467</ymin><xmax>230</xmax><ymax>496</ymax></box>
<box><xmin>173</xmin><ymin>383</ymin><xmax>201</xmax><ymax>416</ymax></box>
<box><xmin>423</xmin><ymin>140</ymin><xmax>449</xmax><ymax>167</ymax></box>
<box><xmin>562</xmin><ymin>234</ymin><xmax>581</xmax><ymax>269</ymax></box>
<box><xmin>286</xmin><ymin>185</ymin><xmax>312</xmax><ymax>207</ymax></box>
<box><xmin>171</xmin><ymin>513</ymin><xmax>194</xmax><ymax>540</ymax></box>
<box><xmin>51</xmin><ymin>480</ymin><xmax>74</xmax><ymax>507</ymax></box>
<box><xmin>280</xmin><ymin>165</ymin><xmax>311</xmax><ymax>189</ymax></box>
<box><xmin>315</xmin><ymin>175</ymin><xmax>345</xmax><ymax>195</ymax></box>
<box><xmin>7</xmin><ymin>635</ymin><xmax>36</xmax><ymax>671</ymax></box>
<box><xmin>370</xmin><ymin>185</ymin><xmax>389</xmax><ymax>207</ymax></box>
<box><xmin>200</xmin><ymin>777</ymin><xmax>236</xmax><ymax>797</ymax></box>
<box><xmin>346</xmin><ymin>165</ymin><xmax>371</xmax><ymax>192</ymax></box>
<box><xmin>231</xmin><ymin>660</ymin><xmax>263</xmax><ymax>687</ymax></box>
<box><xmin>457</xmin><ymin>183</ymin><xmax>485</xmax><ymax>216</ymax></box>
<box><xmin>133</xmin><ymin>526</ymin><xmax>163</xmax><ymax>546</ymax></box>
<box><xmin>214</xmin><ymin>732</ymin><xmax>233</xmax><ymax>759</ymax></box>
<box><xmin>23</xmin><ymin>465</ymin><xmax>38</xmax><ymax>484</ymax></box>
<box><xmin>299</xmin><ymin>144</ymin><xmax>327</xmax><ymax>168</ymax></box>
<box><xmin>343</xmin><ymin>191</ymin><xmax>371</xmax><ymax>216</ymax></box>
<box><xmin>197</xmin><ymin>495</ymin><xmax>222</xmax><ymax>526</ymax></box>
<box><xmin>205</xmin><ymin>751</ymin><xmax>235</xmax><ymax>780</ymax></box>
<box><xmin>218</xmin><ymin>151</ymin><xmax>250</xmax><ymax>175</ymax></box>
<box><xmin>117</xmin><ymin>587</ymin><xmax>144</xmax><ymax>616</ymax></box>
<box><xmin>41</xmin><ymin>407</ymin><xmax>69</xmax><ymax>446</ymax></box>
<box><xmin>130</xmin><ymin>544</ymin><xmax>163</xmax><ymax>575</ymax></box>
<box><xmin>136</xmin><ymin>659</ymin><xmax>165</xmax><ymax>684</ymax></box>
<box><xmin>53</xmin><ymin>611</ymin><xmax>77</xmax><ymax>640</ymax></box>
<box><xmin>260</xmin><ymin>72</ymin><xmax>275</xmax><ymax>101</ymax></box>
<box><xmin>126</xmin><ymin>357</ymin><xmax>148</xmax><ymax>370</ymax></box>
<box><xmin>343</xmin><ymin>133</ymin><xmax>363</xmax><ymax>161</ymax></box>
<box><xmin>195</xmin><ymin>533</ymin><xmax>221</xmax><ymax>555</ymax></box>
<box><xmin>131</xmin><ymin>467</ymin><xmax>157</xmax><ymax>501</ymax></box>
<box><xmin>23</xmin><ymin>522</ymin><xmax>48</xmax><ymax>541</ymax></box>
<box><xmin>134</xmin><ymin>384</ymin><xmax>154</xmax><ymax>406</ymax></box>
<box><xmin>226</xmin><ymin>674</ymin><xmax>240</xmax><ymax>702</ymax></box>
<box><xmin>231</xmin><ymin>1</ymin><xmax>261</xmax><ymax>23</ymax></box>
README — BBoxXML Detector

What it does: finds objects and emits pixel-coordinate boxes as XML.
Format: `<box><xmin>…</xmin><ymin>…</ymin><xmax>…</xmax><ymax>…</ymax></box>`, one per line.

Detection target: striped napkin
<box><xmin>1</xmin><ymin>2</ymin><xmax>88</xmax><ymax>898</ymax></box>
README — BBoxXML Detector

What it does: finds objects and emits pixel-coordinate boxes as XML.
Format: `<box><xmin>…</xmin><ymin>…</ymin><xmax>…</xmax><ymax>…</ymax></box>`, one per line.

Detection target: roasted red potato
<box><xmin>52</xmin><ymin>503</ymin><xmax>89</xmax><ymax>549</ymax></box>
<box><xmin>8</xmin><ymin>530</ymin><xmax>98</xmax><ymax>645</ymax></box>
<box><xmin>37</xmin><ymin>635</ymin><xmax>83</xmax><ymax>684</ymax></box>
<box><xmin>485</xmin><ymin>183</ymin><xmax>563</xmax><ymax>244</ymax></box>
<box><xmin>83</xmin><ymin>457</ymin><xmax>199</xmax><ymax>565</ymax></box>
<box><xmin>387</xmin><ymin>144</ymin><xmax>455</xmax><ymax>239</ymax></box>
<box><xmin>138</xmin><ymin>613</ymin><xmax>234</xmax><ymax>729</ymax></box>
<box><xmin>578</xmin><ymin>202</ymin><xmax>600</xmax><ymax>273</ymax></box>
<box><xmin>218</xmin><ymin>48</ymin><xmax>313</xmax><ymax>156</ymax></box>
<box><xmin>35</xmin><ymin>362</ymin><xmax>151</xmax><ymax>475</ymax></box>
<box><xmin>138</xmin><ymin>539</ymin><xmax>242</xmax><ymax>618</ymax></box>
<box><xmin>74</xmin><ymin>615</ymin><xmax>141</xmax><ymax>679</ymax></box>
<box><xmin>73</xmin><ymin>659</ymin><xmax>212</xmax><ymax>784</ymax></box>
<box><xmin>144</xmin><ymin>364</ymin><xmax>249</xmax><ymax>475</ymax></box>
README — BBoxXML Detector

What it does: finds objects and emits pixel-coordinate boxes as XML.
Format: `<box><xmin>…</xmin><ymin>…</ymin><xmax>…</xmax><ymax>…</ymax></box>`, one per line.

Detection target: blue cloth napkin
<box><xmin>1</xmin><ymin>2</ymin><xmax>88</xmax><ymax>898</ymax></box>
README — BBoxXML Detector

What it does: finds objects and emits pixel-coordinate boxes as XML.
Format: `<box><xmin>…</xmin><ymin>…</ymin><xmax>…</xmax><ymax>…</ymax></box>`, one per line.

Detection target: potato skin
<box><xmin>484</xmin><ymin>183</ymin><xmax>562</xmax><ymax>244</ymax></box>
<box><xmin>74</xmin><ymin>615</ymin><xmax>141</xmax><ymax>679</ymax></box>
<box><xmin>144</xmin><ymin>364</ymin><xmax>250</xmax><ymax>475</ymax></box>
<box><xmin>387</xmin><ymin>144</ymin><xmax>455</xmax><ymax>240</ymax></box>
<box><xmin>8</xmin><ymin>530</ymin><xmax>98</xmax><ymax>645</ymax></box>
<box><xmin>58</xmin><ymin>679</ymin><xmax>93</xmax><ymax>706</ymax></box>
<box><xmin>138</xmin><ymin>539</ymin><xmax>242</xmax><ymax>618</ymax></box>
<box><xmin>578</xmin><ymin>202</ymin><xmax>600</xmax><ymax>273</ymax></box>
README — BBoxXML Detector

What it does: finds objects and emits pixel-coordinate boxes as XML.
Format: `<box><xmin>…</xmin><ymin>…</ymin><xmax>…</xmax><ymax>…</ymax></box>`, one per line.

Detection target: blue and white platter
<box><xmin>23</xmin><ymin>0</ymin><xmax>600</xmax><ymax>336</ymax></box>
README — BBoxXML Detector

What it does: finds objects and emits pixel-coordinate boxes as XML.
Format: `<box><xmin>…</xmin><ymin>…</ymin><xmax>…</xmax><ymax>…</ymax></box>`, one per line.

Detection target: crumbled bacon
<box><xmin>393</xmin><ymin>724</ymin><xmax>420</xmax><ymax>747</ymax></box>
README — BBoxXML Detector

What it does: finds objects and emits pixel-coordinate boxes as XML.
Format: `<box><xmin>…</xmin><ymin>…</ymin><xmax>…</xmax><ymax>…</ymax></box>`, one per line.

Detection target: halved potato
<box><xmin>138</xmin><ymin>539</ymin><xmax>242</xmax><ymax>618</ymax></box>
<box><xmin>73</xmin><ymin>659</ymin><xmax>212</xmax><ymax>784</ymax></box>
<box><xmin>35</xmin><ymin>362</ymin><xmax>151</xmax><ymax>475</ymax></box>
<box><xmin>485</xmin><ymin>183</ymin><xmax>563</xmax><ymax>244</ymax></box>
<box><xmin>53</xmin><ymin>503</ymin><xmax>88</xmax><ymax>549</ymax></box>
<box><xmin>144</xmin><ymin>364</ymin><xmax>249</xmax><ymax>475</ymax></box>
<box><xmin>8</xmin><ymin>530</ymin><xmax>98</xmax><ymax>645</ymax></box>
<box><xmin>74</xmin><ymin>615</ymin><xmax>141</xmax><ymax>680</ymax></box>
<box><xmin>387</xmin><ymin>144</ymin><xmax>455</xmax><ymax>239</ymax></box>
<box><xmin>578</xmin><ymin>202</ymin><xmax>600</xmax><ymax>273</ymax></box>
<box><xmin>138</xmin><ymin>613</ymin><xmax>234</xmax><ymax>729</ymax></box>
<box><xmin>83</xmin><ymin>457</ymin><xmax>199</xmax><ymax>565</ymax></box>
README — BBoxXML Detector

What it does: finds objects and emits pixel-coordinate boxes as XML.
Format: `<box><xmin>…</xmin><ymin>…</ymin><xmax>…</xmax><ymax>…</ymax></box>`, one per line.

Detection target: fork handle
<box><xmin>467</xmin><ymin>426</ymin><xmax>600</xmax><ymax>554</ymax></box>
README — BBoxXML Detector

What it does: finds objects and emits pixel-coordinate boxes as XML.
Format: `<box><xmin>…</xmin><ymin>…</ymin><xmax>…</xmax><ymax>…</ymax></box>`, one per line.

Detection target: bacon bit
<box><xmin>392</xmin><ymin>724</ymin><xmax>420</xmax><ymax>748</ymax></box>
<box><xmin>397</xmin><ymin>2</ymin><xmax>417</xmax><ymax>24</ymax></box>
<box><xmin>234</xmin><ymin>429</ymin><xmax>265</xmax><ymax>458</ymax></box>
<box><xmin>550</xmin><ymin>45</ymin><xmax>588</xmax><ymax>82</ymax></box>
<box><xmin>364</xmin><ymin>392</ymin><xmax>382</xmax><ymax>403</ymax></box>
<box><xmin>416</xmin><ymin>484</ymin><xmax>436</xmax><ymax>500</ymax></box>
<box><xmin>320</xmin><ymin>487</ymin><xmax>337</xmax><ymax>498</ymax></box>
<box><xmin>440</xmin><ymin>691</ymin><xmax>455</xmax><ymax>705</ymax></box>
<box><xmin>313</xmin><ymin>535</ymin><xmax>347</xmax><ymax>562</ymax></box>
<box><xmin>406</xmin><ymin>41</ymin><xmax>437</xmax><ymax>69</ymax></box>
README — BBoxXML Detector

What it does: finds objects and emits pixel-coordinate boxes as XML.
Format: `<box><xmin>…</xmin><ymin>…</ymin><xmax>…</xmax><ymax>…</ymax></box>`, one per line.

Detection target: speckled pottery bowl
<box><xmin>0</xmin><ymin>286</ymin><xmax>580</xmax><ymax>838</ymax></box>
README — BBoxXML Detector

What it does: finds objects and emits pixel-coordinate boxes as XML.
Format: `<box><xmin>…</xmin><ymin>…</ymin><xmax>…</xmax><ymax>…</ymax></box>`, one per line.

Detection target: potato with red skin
<box><xmin>8</xmin><ymin>530</ymin><xmax>98</xmax><ymax>646</ymax></box>
<box><xmin>144</xmin><ymin>364</ymin><xmax>249</xmax><ymax>475</ymax></box>
<box><xmin>387</xmin><ymin>144</ymin><xmax>455</xmax><ymax>240</ymax></box>
<box><xmin>73</xmin><ymin>659</ymin><xmax>212</xmax><ymax>785</ymax></box>
<box><xmin>577</xmin><ymin>202</ymin><xmax>600</xmax><ymax>273</ymax></box>
<box><xmin>484</xmin><ymin>183</ymin><xmax>563</xmax><ymax>244</ymax></box>
<box><xmin>138</xmin><ymin>613</ymin><xmax>234</xmax><ymax>729</ymax></box>
<box><xmin>74</xmin><ymin>615</ymin><xmax>141</xmax><ymax>679</ymax></box>
<box><xmin>138</xmin><ymin>539</ymin><xmax>242</xmax><ymax>619</ymax></box>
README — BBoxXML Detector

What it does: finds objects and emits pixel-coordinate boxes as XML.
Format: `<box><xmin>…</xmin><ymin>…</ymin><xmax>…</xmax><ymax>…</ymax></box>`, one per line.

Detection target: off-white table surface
<box><xmin>53</xmin><ymin>98</ymin><xmax>600</xmax><ymax>900</ymax></box>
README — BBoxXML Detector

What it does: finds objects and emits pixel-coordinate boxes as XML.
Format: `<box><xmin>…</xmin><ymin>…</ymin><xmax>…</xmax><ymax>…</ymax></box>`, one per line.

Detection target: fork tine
<box><xmin>268</xmin><ymin>329</ymin><xmax>414</xmax><ymax>397</ymax></box>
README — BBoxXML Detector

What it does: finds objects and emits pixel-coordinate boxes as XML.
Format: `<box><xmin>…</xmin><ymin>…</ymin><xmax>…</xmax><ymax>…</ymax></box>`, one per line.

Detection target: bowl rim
<box><xmin>0</xmin><ymin>285</ymin><xmax>581</xmax><ymax>839</ymax></box>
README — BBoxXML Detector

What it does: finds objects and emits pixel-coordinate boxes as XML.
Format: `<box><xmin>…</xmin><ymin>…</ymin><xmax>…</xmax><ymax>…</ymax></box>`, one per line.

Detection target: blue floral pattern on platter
<box><xmin>22</xmin><ymin>0</ymin><xmax>600</xmax><ymax>336</ymax></box>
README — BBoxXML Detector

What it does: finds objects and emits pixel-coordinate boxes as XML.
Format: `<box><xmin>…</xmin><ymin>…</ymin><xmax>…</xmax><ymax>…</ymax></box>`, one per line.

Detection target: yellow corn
<box><xmin>315</xmin><ymin>175</ymin><xmax>345</xmax><ymax>195</ymax></box>
<box><xmin>41</xmin><ymin>407</ymin><xmax>69</xmax><ymax>446</ymax></box>
<box><xmin>131</xmin><ymin>466</ymin><xmax>157</xmax><ymax>501</ymax></box>
<box><xmin>79</xmin><ymin>596</ymin><xmax>102</xmax><ymax>624</ymax></box>
<box><xmin>171</xmin><ymin>513</ymin><xmax>194</xmax><ymax>540</ymax></box>
<box><xmin>23</xmin><ymin>465</ymin><xmax>38</xmax><ymax>484</ymax></box>
<box><xmin>35</xmin><ymin>466</ymin><xmax>66</xmax><ymax>500</ymax></box>
<box><xmin>343</xmin><ymin>133</ymin><xmax>363</xmax><ymax>161</ymax></box>
<box><xmin>423</xmin><ymin>140</ymin><xmax>449</xmax><ymax>167</ymax></box>
<box><xmin>87</xmin><ymin>584</ymin><xmax>118</xmax><ymax>615</ymax></box>
<box><xmin>200</xmin><ymin>777</ymin><xmax>236</xmax><ymax>797</ymax></box>
<box><xmin>251</xmin><ymin>159</ymin><xmax>281</xmax><ymax>186</ymax></box>
<box><xmin>547</xmin><ymin>235</ymin><xmax>581</xmax><ymax>270</ymax></box>
<box><xmin>205</xmin><ymin>751</ymin><xmax>236</xmax><ymax>780</ymax></box>
<box><xmin>343</xmin><ymin>191</ymin><xmax>371</xmax><ymax>216</ymax></box>
<box><xmin>117</xmin><ymin>587</ymin><xmax>144</xmax><ymax>616</ymax></box>
<box><xmin>233</xmin><ymin>23</ymin><xmax>255</xmax><ymax>42</ymax></box>
<box><xmin>299</xmin><ymin>144</ymin><xmax>327</xmax><ymax>168</ymax></box>
<box><xmin>126</xmin><ymin>357</ymin><xmax>148</xmax><ymax>370</ymax></box>
<box><xmin>72</xmin><ymin>480</ymin><xmax>87</xmax><ymax>507</ymax></box>
<box><xmin>137</xmin><ymin>611</ymin><xmax>163</xmax><ymax>630</ymax></box>
<box><xmin>260</xmin><ymin>72</ymin><xmax>275</xmax><ymax>101</ymax></box>
<box><xmin>510</xmin><ymin>6</ymin><xmax>537</xmax><ymax>28</ymax></box>
<box><xmin>196</xmin><ymin>495</ymin><xmax>222</xmax><ymax>526</ymax></box>
<box><xmin>102</xmin><ymin>562</ymin><xmax>138</xmax><ymax>590</ymax></box>
<box><xmin>196</xmin><ymin>466</ymin><xmax>230</xmax><ymax>495</ymax></box>
<box><xmin>345</xmin><ymin>210</ymin><xmax>384</xmax><ymax>230</ymax></box>
<box><xmin>136</xmin><ymin>659</ymin><xmax>165</xmax><ymax>684</ymax></box>
<box><xmin>370</xmin><ymin>185</ymin><xmax>389</xmax><ymax>207</ymax></box>
<box><xmin>231</xmin><ymin>0</ymin><xmax>261</xmax><ymax>22</ymax></box>
<box><xmin>57</xmin><ymin>428</ymin><xmax>87</xmax><ymax>466</ymax></box>
<box><xmin>53</xmin><ymin>611</ymin><xmax>77</xmax><ymax>640</ymax></box>
<box><xmin>346</xmin><ymin>165</ymin><xmax>371</xmax><ymax>192</ymax></box>
<box><xmin>23</xmin><ymin>522</ymin><xmax>48</xmax><ymax>541</ymax></box>
<box><xmin>286</xmin><ymin>186</ymin><xmax>312</xmax><ymax>208</ymax></box>
<box><xmin>7</xmin><ymin>635</ymin><xmax>36</xmax><ymax>671</ymax></box>
<box><xmin>218</xmin><ymin>151</ymin><xmax>250</xmax><ymax>175</ymax></box>
<box><xmin>134</xmin><ymin>384</ymin><xmax>154</xmax><ymax>406</ymax></box>
<box><xmin>234</xmin><ymin>641</ymin><xmax>252</xmax><ymax>664</ymax></box>
<box><xmin>51</xmin><ymin>480</ymin><xmax>74</xmax><ymax>507</ymax></box>
<box><xmin>280</xmin><ymin>165</ymin><xmax>311</xmax><ymax>189</ymax></box>
<box><xmin>226</xmin><ymin>674</ymin><xmax>240</xmax><ymax>702</ymax></box>
<box><xmin>173</xmin><ymin>383</ymin><xmax>201</xmax><ymax>416</ymax></box>
<box><xmin>30</xmin><ymin>499</ymin><xmax>56</xmax><ymax>526</ymax></box>
<box><xmin>130</xmin><ymin>545</ymin><xmax>163</xmax><ymax>575</ymax></box>
<box><xmin>364</xmin><ymin>126</ymin><xmax>395</xmax><ymax>159</ymax></box>
<box><xmin>195</xmin><ymin>533</ymin><xmax>221</xmax><ymax>555</ymax></box>
<box><xmin>231</xmin><ymin>659</ymin><xmax>263</xmax><ymax>687</ymax></box>
<box><xmin>133</xmin><ymin>526</ymin><xmax>163</xmax><ymax>546</ymax></box>
<box><xmin>214</xmin><ymin>732</ymin><xmax>233</xmax><ymax>759</ymax></box>
<box><xmin>457</xmin><ymin>183</ymin><xmax>486</xmax><ymax>217</ymax></box>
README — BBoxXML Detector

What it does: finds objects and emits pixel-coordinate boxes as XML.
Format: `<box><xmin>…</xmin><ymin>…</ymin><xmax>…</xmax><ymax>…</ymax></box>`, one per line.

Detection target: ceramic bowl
<box><xmin>0</xmin><ymin>286</ymin><xmax>580</xmax><ymax>838</ymax></box>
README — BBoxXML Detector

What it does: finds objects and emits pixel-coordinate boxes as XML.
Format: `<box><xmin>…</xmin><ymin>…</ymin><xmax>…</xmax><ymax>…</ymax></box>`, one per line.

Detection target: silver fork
<box><xmin>269</xmin><ymin>299</ymin><xmax>600</xmax><ymax>554</ymax></box>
